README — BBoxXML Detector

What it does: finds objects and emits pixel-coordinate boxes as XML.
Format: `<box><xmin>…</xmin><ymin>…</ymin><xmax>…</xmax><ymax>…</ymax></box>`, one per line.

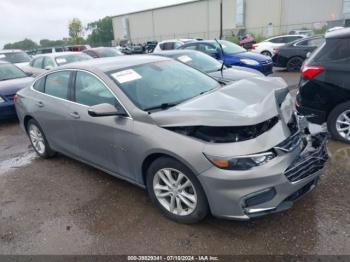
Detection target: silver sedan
<box><xmin>15</xmin><ymin>56</ymin><xmax>328</xmax><ymax>223</ymax></box>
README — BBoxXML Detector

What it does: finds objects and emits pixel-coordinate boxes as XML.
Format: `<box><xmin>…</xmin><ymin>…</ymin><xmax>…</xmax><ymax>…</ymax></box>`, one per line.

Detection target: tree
<box><xmin>69</xmin><ymin>18</ymin><xmax>83</xmax><ymax>44</ymax></box>
<box><xmin>3</xmin><ymin>38</ymin><xmax>38</xmax><ymax>50</ymax></box>
<box><xmin>86</xmin><ymin>16</ymin><xmax>114</xmax><ymax>47</ymax></box>
<box><xmin>40</xmin><ymin>39</ymin><xmax>67</xmax><ymax>47</ymax></box>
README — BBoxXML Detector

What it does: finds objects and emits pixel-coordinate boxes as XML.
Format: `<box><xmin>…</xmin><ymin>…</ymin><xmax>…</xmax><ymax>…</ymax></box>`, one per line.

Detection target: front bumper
<box><xmin>198</xmin><ymin>133</ymin><xmax>328</xmax><ymax>220</ymax></box>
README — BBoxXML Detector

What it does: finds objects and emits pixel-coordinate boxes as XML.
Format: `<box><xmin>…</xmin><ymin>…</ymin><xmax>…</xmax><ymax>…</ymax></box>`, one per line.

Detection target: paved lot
<box><xmin>1</xmin><ymin>71</ymin><xmax>350</xmax><ymax>255</ymax></box>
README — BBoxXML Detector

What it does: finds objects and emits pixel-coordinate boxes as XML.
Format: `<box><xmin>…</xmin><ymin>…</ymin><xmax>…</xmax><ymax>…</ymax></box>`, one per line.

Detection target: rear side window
<box><xmin>181</xmin><ymin>44</ymin><xmax>197</xmax><ymax>50</ymax></box>
<box><xmin>269</xmin><ymin>37</ymin><xmax>283</xmax><ymax>43</ymax></box>
<box><xmin>160</xmin><ymin>42</ymin><xmax>175</xmax><ymax>50</ymax></box>
<box><xmin>33</xmin><ymin>77</ymin><xmax>45</xmax><ymax>92</ymax></box>
<box><xmin>313</xmin><ymin>39</ymin><xmax>350</xmax><ymax>63</ymax></box>
<box><xmin>45</xmin><ymin>71</ymin><xmax>71</xmax><ymax>99</ymax></box>
<box><xmin>32</xmin><ymin>57</ymin><xmax>44</xmax><ymax>68</ymax></box>
<box><xmin>74</xmin><ymin>71</ymin><xmax>116</xmax><ymax>106</ymax></box>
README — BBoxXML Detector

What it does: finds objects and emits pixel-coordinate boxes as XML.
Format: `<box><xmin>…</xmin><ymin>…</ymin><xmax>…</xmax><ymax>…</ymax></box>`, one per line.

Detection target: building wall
<box><xmin>112</xmin><ymin>0</ymin><xmax>346</xmax><ymax>43</ymax></box>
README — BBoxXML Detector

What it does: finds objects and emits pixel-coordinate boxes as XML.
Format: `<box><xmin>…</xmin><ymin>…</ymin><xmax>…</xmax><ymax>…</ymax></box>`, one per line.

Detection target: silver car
<box><xmin>15</xmin><ymin>56</ymin><xmax>328</xmax><ymax>223</ymax></box>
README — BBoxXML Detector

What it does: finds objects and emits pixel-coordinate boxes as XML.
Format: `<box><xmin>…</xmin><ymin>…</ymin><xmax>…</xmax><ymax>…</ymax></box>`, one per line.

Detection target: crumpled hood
<box><xmin>0</xmin><ymin>77</ymin><xmax>34</xmax><ymax>96</ymax></box>
<box><xmin>151</xmin><ymin>77</ymin><xmax>292</xmax><ymax>127</ymax></box>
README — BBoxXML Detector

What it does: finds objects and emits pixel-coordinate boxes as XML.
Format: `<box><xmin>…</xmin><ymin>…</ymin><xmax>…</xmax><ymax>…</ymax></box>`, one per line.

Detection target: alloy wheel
<box><xmin>29</xmin><ymin>124</ymin><xmax>46</xmax><ymax>154</ymax></box>
<box><xmin>336</xmin><ymin>110</ymin><xmax>350</xmax><ymax>141</ymax></box>
<box><xmin>153</xmin><ymin>168</ymin><xmax>197</xmax><ymax>216</ymax></box>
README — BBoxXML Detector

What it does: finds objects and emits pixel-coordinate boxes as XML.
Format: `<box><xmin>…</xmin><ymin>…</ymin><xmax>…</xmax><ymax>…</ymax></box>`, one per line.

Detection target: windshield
<box><xmin>214</xmin><ymin>40</ymin><xmax>246</xmax><ymax>55</ymax></box>
<box><xmin>55</xmin><ymin>53</ymin><xmax>92</xmax><ymax>66</ymax></box>
<box><xmin>173</xmin><ymin>52</ymin><xmax>222</xmax><ymax>72</ymax></box>
<box><xmin>0</xmin><ymin>52</ymin><xmax>31</xmax><ymax>63</ymax></box>
<box><xmin>0</xmin><ymin>63</ymin><xmax>27</xmax><ymax>81</ymax></box>
<box><xmin>97</xmin><ymin>48</ymin><xmax>123</xmax><ymax>57</ymax></box>
<box><xmin>108</xmin><ymin>60</ymin><xmax>219</xmax><ymax>111</ymax></box>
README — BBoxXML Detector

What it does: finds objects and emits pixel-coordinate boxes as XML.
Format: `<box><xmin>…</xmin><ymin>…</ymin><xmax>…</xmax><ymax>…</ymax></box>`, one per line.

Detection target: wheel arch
<box><xmin>141</xmin><ymin>151</ymin><xmax>199</xmax><ymax>187</ymax></box>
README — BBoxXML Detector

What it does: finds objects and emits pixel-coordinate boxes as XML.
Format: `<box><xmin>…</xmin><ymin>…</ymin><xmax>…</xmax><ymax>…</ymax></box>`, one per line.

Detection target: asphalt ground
<box><xmin>0</xmin><ymin>71</ymin><xmax>349</xmax><ymax>255</ymax></box>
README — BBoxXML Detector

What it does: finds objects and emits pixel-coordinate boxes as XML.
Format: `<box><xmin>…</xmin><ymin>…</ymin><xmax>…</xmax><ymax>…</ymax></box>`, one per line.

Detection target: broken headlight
<box><xmin>204</xmin><ymin>151</ymin><xmax>276</xmax><ymax>170</ymax></box>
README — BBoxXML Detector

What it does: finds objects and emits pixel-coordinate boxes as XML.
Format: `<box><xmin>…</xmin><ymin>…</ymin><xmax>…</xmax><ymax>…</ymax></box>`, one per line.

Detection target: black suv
<box><xmin>296</xmin><ymin>28</ymin><xmax>350</xmax><ymax>143</ymax></box>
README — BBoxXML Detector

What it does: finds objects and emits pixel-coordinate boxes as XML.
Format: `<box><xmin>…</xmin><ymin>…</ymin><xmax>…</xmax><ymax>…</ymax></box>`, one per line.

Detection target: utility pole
<box><xmin>219</xmin><ymin>0</ymin><xmax>223</xmax><ymax>39</ymax></box>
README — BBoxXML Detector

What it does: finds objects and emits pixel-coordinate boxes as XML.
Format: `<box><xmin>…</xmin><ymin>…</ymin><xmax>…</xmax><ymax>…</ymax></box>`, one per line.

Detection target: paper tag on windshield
<box><xmin>111</xmin><ymin>69</ymin><xmax>142</xmax><ymax>84</ymax></box>
<box><xmin>177</xmin><ymin>55</ymin><xmax>192</xmax><ymax>63</ymax></box>
<box><xmin>56</xmin><ymin>58</ymin><xmax>67</xmax><ymax>64</ymax></box>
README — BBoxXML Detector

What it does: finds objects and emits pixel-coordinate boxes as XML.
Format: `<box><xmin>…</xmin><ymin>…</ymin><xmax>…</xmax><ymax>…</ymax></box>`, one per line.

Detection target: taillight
<box><xmin>301</xmin><ymin>65</ymin><xmax>325</xmax><ymax>80</ymax></box>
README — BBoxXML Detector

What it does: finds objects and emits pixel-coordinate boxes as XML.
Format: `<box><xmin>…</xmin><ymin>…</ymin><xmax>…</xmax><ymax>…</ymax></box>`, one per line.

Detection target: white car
<box><xmin>251</xmin><ymin>35</ymin><xmax>305</xmax><ymax>57</ymax></box>
<box><xmin>22</xmin><ymin>52</ymin><xmax>92</xmax><ymax>76</ymax></box>
<box><xmin>0</xmin><ymin>49</ymin><xmax>32</xmax><ymax>69</ymax></box>
<box><xmin>153</xmin><ymin>39</ymin><xmax>196</xmax><ymax>52</ymax></box>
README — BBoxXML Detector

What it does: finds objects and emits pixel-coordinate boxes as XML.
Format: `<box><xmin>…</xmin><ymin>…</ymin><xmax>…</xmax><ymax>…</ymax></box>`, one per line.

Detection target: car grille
<box><xmin>283</xmin><ymin>133</ymin><xmax>328</xmax><ymax>182</ymax></box>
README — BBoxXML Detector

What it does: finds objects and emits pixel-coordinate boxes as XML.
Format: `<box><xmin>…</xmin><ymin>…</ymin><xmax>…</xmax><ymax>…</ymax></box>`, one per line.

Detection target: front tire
<box><xmin>327</xmin><ymin>101</ymin><xmax>350</xmax><ymax>144</ymax></box>
<box><xmin>261</xmin><ymin>51</ymin><xmax>272</xmax><ymax>57</ymax></box>
<box><xmin>146</xmin><ymin>157</ymin><xmax>209</xmax><ymax>224</ymax></box>
<box><xmin>27</xmin><ymin>119</ymin><xmax>56</xmax><ymax>158</ymax></box>
<box><xmin>286</xmin><ymin>57</ymin><xmax>304</xmax><ymax>72</ymax></box>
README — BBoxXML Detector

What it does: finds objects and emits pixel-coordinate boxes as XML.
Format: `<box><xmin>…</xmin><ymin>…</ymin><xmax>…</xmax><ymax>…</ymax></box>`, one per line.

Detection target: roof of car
<box><xmin>326</xmin><ymin>27</ymin><xmax>350</xmax><ymax>39</ymax></box>
<box><xmin>0</xmin><ymin>49</ymin><xmax>24</xmax><ymax>53</ymax></box>
<box><xmin>84</xmin><ymin>47</ymin><xmax>113</xmax><ymax>51</ymax></box>
<box><xmin>153</xmin><ymin>50</ymin><xmax>197</xmax><ymax>56</ymax></box>
<box><xmin>34</xmin><ymin>52</ymin><xmax>82</xmax><ymax>58</ymax></box>
<box><xmin>60</xmin><ymin>55</ymin><xmax>170</xmax><ymax>72</ymax></box>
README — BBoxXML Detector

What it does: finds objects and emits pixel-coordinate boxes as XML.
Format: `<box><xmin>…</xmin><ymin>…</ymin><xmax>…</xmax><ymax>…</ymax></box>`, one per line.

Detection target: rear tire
<box><xmin>146</xmin><ymin>157</ymin><xmax>209</xmax><ymax>224</ymax></box>
<box><xmin>327</xmin><ymin>101</ymin><xmax>350</xmax><ymax>144</ymax></box>
<box><xmin>286</xmin><ymin>57</ymin><xmax>304</xmax><ymax>72</ymax></box>
<box><xmin>27</xmin><ymin>119</ymin><xmax>56</xmax><ymax>158</ymax></box>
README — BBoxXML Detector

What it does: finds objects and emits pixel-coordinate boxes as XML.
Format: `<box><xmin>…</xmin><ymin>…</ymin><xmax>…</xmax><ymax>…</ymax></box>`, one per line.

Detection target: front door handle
<box><xmin>36</xmin><ymin>101</ymin><xmax>44</xmax><ymax>108</ymax></box>
<box><xmin>69</xmin><ymin>112</ymin><xmax>80</xmax><ymax>119</ymax></box>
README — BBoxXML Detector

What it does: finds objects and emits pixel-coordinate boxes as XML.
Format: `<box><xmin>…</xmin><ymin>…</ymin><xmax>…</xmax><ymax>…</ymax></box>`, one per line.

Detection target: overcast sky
<box><xmin>0</xmin><ymin>0</ymin><xmax>192</xmax><ymax>49</ymax></box>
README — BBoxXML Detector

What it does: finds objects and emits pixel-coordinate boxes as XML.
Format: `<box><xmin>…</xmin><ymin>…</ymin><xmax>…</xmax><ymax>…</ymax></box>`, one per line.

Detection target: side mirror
<box><xmin>88</xmin><ymin>103</ymin><xmax>126</xmax><ymax>117</ymax></box>
<box><xmin>44</xmin><ymin>65</ymin><xmax>53</xmax><ymax>70</ymax></box>
<box><xmin>306</xmin><ymin>52</ymin><xmax>311</xmax><ymax>58</ymax></box>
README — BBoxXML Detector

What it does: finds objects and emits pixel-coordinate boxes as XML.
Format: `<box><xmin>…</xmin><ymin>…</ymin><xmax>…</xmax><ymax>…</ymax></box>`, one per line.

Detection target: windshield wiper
<box><xmin>144</xmin><ymin>102</ymin><xmax>179</xmax><ymax>112</ymax></box>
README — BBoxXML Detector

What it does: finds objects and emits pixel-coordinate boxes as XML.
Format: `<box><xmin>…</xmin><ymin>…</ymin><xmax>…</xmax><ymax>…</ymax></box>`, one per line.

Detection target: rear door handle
<box><xmin>36</xmin><ymin>101</ymin><xmax>44</xmax><ymax>108</ymax></box>
<box><xmin>69</xmin><ymin>112</ymin><xmax>80</xmax><ymax>119</ymax></box>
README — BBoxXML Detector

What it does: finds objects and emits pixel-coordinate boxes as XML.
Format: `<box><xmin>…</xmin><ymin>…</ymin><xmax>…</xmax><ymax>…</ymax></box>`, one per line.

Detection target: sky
<box><xmin>0</xmin><ymin>0</ymin><xmax>192</xmax><ymax>49</ymax></box>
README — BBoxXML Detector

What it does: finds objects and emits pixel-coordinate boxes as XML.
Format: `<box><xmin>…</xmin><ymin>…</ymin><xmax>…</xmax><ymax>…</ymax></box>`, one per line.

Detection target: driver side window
<box><xmin>74</xmin><ymin>71</ymin><xmax>117</xmax><ymax>107</ymax></box>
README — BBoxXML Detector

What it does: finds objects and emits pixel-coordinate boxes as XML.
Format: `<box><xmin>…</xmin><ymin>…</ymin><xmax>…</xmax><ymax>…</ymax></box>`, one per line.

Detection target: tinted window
<box><xmin>215</xmin><ymin>40</ymin><xmax>245</xmax><ymax>55</ymax></box>
<box><xmin>108</xmin><ymin>60</ymin><xmax>219</xmax><ymax>111</ymax></box>
<box><xmin>269</xmin><ymin>37</ymin><xmax>283</xmax><ymax>43</ymax></box>
<box><xmin>37</xmin><ymin>49</ymin><xmax>52</xmax><ymax>54</ymax></box>
<box><xmin>0</xmin><ymin>63</ymin><xmax>27</xmax><ymax>81</ymax></box>
<box><xmin>174</xmin><ymin>51</ymin><xmax>221</xmax><ymax>72</ymax></box>
<box><xmin>182</xmin><ymin>44</ymin><xmax>197</xmax><ymax>50</ymax></box>
<box><xmin>307</xmin><ymin>38</ymin><xmax>324</xmax><ymax>47</ymax></box>
<box><xmin>83</xmin><ymin>50</ymin><xmax>98</xmax><ymax>58</ymax></box>
<box><xmin>43</xmin><ymin>57</ymin><xmax>55</xmax><ymax>68</ymax></box>
<box><xmin>313</xmin><ymin>39</ymin><xmax>350</xmax><ymax>63</ymax></box>
<box><xmin>75</xmin><ymin>72</ymin><xmax>116</xmax><ymax>106</ymax></box>
<box><xmin>45</xmin><ymin>71</ymin><xmax>71</xmax><ymax>99</ymax></box>
<box><xmin>55</xmin><ymin>53</ymin><xmax>92</xmax><ymax>66</ymax></box>
<box><xmin>32</xmin><ymin>57</ymin><xmax>44</xmax><ymax>68</ymax></box>
<box><xmin>33</xmin><ymin>77</ymin><xmax>45</xmax><ymax>92</ymax></box>
<box><xmin>198</xmin><ymin>44</ymin><xmax>218</xmax><ymax>55</ymax></box>
<box><xmin>283</xmin><ymin>36</ymin><xmax>303</xmax><ymax>43</ymax></box>
<box><xmin>0</xmin><ymin>52</ymin><xmax>31</xmax><ymax>63</ymax></box>
<box><xmin>160</xmin><ymin>42</ymin><xmax>175</xmax><ymax>51</ymax></box>
<box><xmin>55</xmin><ymin>48</ymin><xmax>64</xmax><ymax>52</ymax></box>
<box><xmin>96</xmin><ymin>48</ymin><xmax>122</xmax><ymax>57</ymax></box>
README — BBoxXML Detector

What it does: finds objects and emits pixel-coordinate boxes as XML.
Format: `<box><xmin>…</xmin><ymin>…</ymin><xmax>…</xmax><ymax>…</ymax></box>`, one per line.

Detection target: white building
<box><xmin>112</xmin><ymin>0</ymin><xmax>349</xmax><ymax>44</ymax></box>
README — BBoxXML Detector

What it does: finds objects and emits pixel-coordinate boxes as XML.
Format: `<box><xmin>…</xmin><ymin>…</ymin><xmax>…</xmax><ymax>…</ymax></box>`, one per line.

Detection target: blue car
<box><xmin>178</xmin><ymin>40</ymin><xmax>273</xmax><ymax>75</ymax></box>
<box><xmin>0</xmin><ymin>61</ymin><xmax>34</xmax><ymax>120</ymax></box>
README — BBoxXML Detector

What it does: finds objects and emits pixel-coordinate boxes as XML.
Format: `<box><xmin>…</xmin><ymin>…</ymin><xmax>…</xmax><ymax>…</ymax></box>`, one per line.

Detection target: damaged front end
<box><xmin>164</xmin><ymin>116</ymin><xmax>279</xmax><ymax>143</ymax></box>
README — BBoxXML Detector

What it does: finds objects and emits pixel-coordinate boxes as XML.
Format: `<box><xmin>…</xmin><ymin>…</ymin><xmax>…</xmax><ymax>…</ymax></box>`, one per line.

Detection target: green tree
<box><xmin>3</xmin><ymin>38</ymin><xmax>38</xmax><ymax>50</ymax></box>
<box><xmin>69</xmin><ymin>18</ymin><xmax>83</xmax><ymax>44</ymax></box>
<box><xmin>40</xmin><ymin>39</ymin><xmax>67</xmax><ymax>47</ymax></box>
<box><xmin>86</xmin><ymin>16</ymin><xmax>114</xmax><ymax>47</ymax></box>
